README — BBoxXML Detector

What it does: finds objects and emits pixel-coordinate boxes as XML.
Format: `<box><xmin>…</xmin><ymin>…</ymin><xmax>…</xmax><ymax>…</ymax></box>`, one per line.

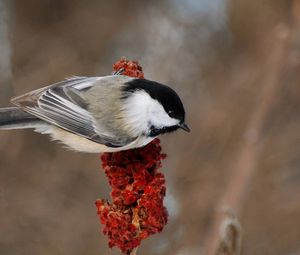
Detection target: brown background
<box><xmin>1</xmin><ymin>0</ymin><xmax>300</xmax><ymax>254</ymax></box>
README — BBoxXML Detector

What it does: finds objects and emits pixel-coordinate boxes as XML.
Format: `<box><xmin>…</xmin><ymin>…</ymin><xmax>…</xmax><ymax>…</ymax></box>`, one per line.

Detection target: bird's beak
<box><xmin>179</xmin><ymin>123</ymin><xmax>191</xmax><ymax>132</ymax></box>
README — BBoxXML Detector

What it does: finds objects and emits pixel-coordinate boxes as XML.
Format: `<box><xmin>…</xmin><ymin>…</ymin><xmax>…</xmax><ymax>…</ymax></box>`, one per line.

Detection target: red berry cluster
<box><xmin>113</xmin><ymin>57</ymin><xmax>144</xmax><ymax>79</ymax></box>
<box><xmin>96</xmin><ymin>140</ymin><xmax>168</xmax><ymax>254</ymax></box>
<box><xmin>95</xmin><ymin>59</ymin><xmax>168</xmax><ymax>254</ymax></box>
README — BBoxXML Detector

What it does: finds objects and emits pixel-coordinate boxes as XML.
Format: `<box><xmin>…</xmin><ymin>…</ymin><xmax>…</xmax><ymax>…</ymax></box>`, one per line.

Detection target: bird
<box><xmin>0</xmin><ymin>75</ymin><xmax>190</xmax><ymax>153</ymax></box>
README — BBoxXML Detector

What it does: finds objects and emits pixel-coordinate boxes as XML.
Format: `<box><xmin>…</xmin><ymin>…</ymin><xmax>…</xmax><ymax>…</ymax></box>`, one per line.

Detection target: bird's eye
<box><xmin>168</xmin><ymin>110</ymin><xmax>176</xmax><ymax>118</ymax></box>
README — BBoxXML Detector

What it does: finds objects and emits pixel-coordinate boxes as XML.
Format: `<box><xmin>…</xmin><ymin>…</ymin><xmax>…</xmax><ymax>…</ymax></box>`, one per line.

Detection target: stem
<box><xmin>130</xmin><ymin>248</ymin><xmax>138</xmax><ymax>255</ymax></box>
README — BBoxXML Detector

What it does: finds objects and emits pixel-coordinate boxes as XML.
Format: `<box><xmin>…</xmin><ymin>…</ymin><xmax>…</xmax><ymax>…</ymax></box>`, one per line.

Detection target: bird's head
<box><xmin>121</xmin><ymin>78</ymin><xmax>190</xmax><ymax>137</ymax></box>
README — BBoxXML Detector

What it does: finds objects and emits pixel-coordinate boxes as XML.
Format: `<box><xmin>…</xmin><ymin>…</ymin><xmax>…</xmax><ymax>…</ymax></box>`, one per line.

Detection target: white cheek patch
<box><xmin>148</xmin><ymin>98</ymin><xmax>179</xmax><ymax>127</ymax></box>
<box><xmin>122</xmin><ymin>90</ymin><xmax>179</xmax><ymax>136</ymax></box>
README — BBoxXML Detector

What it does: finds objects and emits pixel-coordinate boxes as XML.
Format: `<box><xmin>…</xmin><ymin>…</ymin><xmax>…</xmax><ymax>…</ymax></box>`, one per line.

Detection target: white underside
<box><xmin>35</xmin><ymin>125</ymin><xmax>154</xmax><ymax>153</ymax></box>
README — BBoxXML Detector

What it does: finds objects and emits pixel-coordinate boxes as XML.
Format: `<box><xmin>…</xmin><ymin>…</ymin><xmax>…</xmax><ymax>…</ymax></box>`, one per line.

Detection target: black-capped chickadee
<box><xmin>0</xmin><ymin>75</ymin><xmax>190</xmax><ymax>153</ymax></box>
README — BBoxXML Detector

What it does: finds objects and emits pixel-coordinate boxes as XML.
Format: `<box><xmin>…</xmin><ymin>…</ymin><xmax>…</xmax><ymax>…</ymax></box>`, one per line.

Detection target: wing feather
<box><xmin>11</xmin><ymin>77</ymin><xmax>132</xmax><ymax>147</ymax></box>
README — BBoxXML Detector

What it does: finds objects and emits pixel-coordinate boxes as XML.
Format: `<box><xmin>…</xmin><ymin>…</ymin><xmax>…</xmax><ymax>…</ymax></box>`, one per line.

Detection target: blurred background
<box><xmin>1</xmin><ymin>0</ymin><xmax>300</xmax><ymax>254</ymax></box>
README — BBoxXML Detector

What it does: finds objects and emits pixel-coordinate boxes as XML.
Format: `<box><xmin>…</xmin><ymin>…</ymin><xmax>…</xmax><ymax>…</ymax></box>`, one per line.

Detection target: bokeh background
<box><xmin>1</xmin><ymin>0</ymin><xmax>300</xmax><ymax>254</ymax></box>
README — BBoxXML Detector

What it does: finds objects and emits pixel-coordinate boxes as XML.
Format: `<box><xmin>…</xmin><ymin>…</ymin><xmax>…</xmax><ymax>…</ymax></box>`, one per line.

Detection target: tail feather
<box><xmin>0</xmin><ymin>107</ymin><xmax>44</xmax><ymax>129</ymax></box>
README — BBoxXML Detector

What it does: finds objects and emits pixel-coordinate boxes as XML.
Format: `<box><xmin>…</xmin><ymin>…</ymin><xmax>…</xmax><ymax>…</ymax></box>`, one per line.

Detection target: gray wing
<box><xmin>11</xmin><ymin>76</ymin><xmax>132</xmax><ymax>147</ymax></box>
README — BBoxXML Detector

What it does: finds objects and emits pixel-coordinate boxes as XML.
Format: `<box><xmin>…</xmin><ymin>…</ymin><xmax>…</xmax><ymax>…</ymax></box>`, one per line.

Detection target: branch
<box><xmin>203</xmin><ymin>16</ymin><xmax>294</xmax><ymax>255</ymax></box>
